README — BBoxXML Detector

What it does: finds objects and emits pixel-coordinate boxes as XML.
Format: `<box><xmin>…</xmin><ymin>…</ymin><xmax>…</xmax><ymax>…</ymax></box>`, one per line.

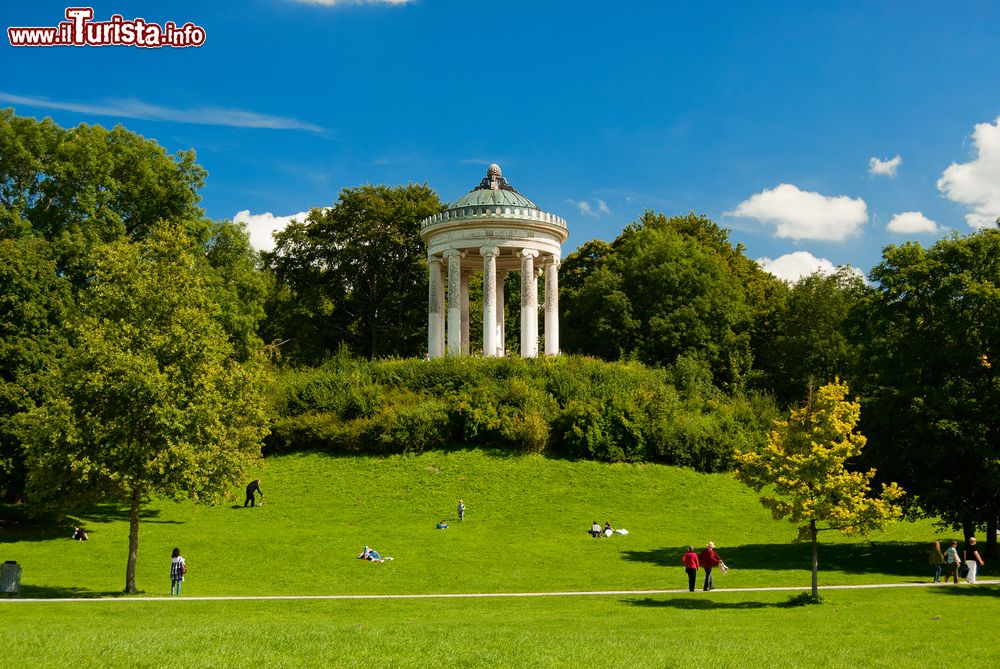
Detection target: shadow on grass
<box><xmin>0</xmin><ymin>503</ymin><xmax>178</xmax><ymax>544</ymax></box>
<box><xmin>927</xmin><ymin>584</ymin><xmax>1000</xmax><ymax>598</ymax></box>
<box><xmin>622</xmin><ymin>541</ymin><xmax>935</xmax><ymax>578</ymax></box>
<box><xmin>626</xmin><ymin>596</ymin><xmax>783</xmax><ymax>610</ymax></box>
<box><xmin>13</xmin><ymin>584</ymin><xmax>123</xmax><ymax>599</ymax></box>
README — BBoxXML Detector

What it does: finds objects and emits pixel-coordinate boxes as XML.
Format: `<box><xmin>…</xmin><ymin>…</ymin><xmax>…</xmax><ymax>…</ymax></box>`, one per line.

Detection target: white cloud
<box><xmin>0</xmin><ymin>92</ymin><xmax>324</xmax><ymax>133</ymax></box>
<box><xmin>758</xmin><ymin>252</ymin><xmax>837</xmax><ymax>282</ymax></box>
<box><xmin>937</xmin><ymin>116</ymin><xmax>1000</xmax><ymax>229</ymax></box>
<box><xmin>566</xmin><ymin>198</ymin><xmax>610</xmax><ymax>217</ymax></box>
<box><xmin>869</xmin><ymin>154</ymin><xmax>902</xmax><ymax>177</ymax></box>
<box><xmin>726</xmin><ymin>183</ymin><xmax>868</xmax><ymax>241</ymax></box>
<box><xmin>234</xmin><ymin>209</ymin><xmax>314</xmax><ymax>252</ymax></box>
<box><xmin>886</xmin><ymin>211</ymin><xmax>939</xmax><ymax>235</ymax></box>
<box><xmin>757</xmin><ymin>251</ymin><xmax>863</xmax><ymax>284</ymax></box>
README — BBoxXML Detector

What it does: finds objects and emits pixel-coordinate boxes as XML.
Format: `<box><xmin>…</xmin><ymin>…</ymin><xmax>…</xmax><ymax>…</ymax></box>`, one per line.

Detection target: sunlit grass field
<box><xmin>2</xmin><ymin>450</ymin><xmax>997</xmax><ymax>667</ymax></box>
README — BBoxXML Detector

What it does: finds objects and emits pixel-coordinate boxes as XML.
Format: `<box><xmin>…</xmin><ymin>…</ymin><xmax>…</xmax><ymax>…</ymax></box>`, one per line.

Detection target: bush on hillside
<box><xmin>266</xmin><ymin>355</ymin><xmax>776</xmax><ymax>472</ymax></box>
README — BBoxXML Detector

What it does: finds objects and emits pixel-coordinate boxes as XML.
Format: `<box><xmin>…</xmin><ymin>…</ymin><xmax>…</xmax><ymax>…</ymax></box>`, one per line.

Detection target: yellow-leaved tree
<box><xmin>734</xmin><ymin>381</ymin><xmax>904</xmax><ymax>598</ymax></box>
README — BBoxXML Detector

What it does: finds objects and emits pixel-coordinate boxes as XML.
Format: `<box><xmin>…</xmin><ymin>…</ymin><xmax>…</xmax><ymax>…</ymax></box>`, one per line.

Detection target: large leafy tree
<box><xmin>757</xmin><ymin>268</ymin><xmax>866</xmax><ymax>405</ymax></box>
<box><xmin>264</xmin><ymin>183</ymin><xmax>443</xmax><ymax>363</ymax></box>
<box><xmin>858</xmin><ymin>230</ymin><xmax>1000</xmax><ymax>556</ymax></box>
<box><xmin>735</xmin><ymin>381</ymin><xmax>904</xmax><ymax>597</ymax></box>
<box><xmin>17</xmin><ymin>224</ymin><xmax>271</xmax><ymax>593</ymax></box>
<box><xmin>560</xmin><ymin>212</ymin><xmax>783</xmax><ymax>389</ymax></box>
<box><xmin>0</xmin><ymin>111</ymin><xmax>265</xmax><ymax>501</ymax></box>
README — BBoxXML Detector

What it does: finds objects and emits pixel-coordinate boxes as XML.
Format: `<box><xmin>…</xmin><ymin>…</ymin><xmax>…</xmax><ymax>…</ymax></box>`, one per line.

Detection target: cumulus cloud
<box><xmin>234</xmin><ymin>209</ymin><xmax>315</xmax><ymax>253</ymax></box>
<box><xmin>0</xmin><ymin>92</ymin><xmax>324</xmax><ymax>133</ymax></box>
<box><xmin>869</xmin><ymin>154</ymin><xmax>902</xmax><ymax>177</ymax></box>
<box><xmin>757</xmin><ymin>251</ymin><xmax>863</xmax><ymax>284</ymax></box>
<box><xmin>726</xmin><ymin>183</ymin><xmax>868</xmax><ymax>241</ymax></box>
<box><xmin>886</xmin><ymin>211</ymin><xmax>939</xmax><ymax>235</ymax></box>
<box><xmin>937</xmin><ymin>116</ymin><xmax>1000</xmax><ymax>229</ymax></box>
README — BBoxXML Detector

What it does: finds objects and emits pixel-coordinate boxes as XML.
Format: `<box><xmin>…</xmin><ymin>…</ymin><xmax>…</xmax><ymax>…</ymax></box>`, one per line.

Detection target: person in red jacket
<box><xmin>699</xmin><ymin>541</ymin><xmax>723</xmax><ymax>591</ymax></box>
<box><xmin>682</xmin><ymin>546</ymin><xmax>700</xmax><ymax>592</ymax></box>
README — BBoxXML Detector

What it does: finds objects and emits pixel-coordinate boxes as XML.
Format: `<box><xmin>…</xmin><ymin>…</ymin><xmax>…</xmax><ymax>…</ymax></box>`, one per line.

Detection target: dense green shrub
<box><xmin>267</xmin><ymin>355</ymin><xmax>778</xmax><ymax>472</ymax></box>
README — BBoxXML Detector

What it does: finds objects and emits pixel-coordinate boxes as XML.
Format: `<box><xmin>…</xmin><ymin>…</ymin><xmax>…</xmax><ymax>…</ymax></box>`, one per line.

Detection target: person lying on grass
<box><xmin>357</xmin><ymin>546</ymin><xmax>394</xmax><ymax>562</ymax></box>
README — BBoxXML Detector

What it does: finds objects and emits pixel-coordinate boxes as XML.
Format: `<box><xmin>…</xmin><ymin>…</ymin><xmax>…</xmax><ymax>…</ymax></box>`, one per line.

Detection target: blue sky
<box><xmin>5</xmin><ymin>1</ymin><xmax>1000</xmax><ymax>281</ymax></box>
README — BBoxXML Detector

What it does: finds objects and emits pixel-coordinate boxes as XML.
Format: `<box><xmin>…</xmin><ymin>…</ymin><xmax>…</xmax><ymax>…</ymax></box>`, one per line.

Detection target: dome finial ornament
<box><xmin>475</xmin><ymin>163</ymin><xmax>518</xmax><ymax>193</ymax></box>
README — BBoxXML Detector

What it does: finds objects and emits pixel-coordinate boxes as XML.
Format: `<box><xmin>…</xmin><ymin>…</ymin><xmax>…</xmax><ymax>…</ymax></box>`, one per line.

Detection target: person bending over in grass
<box><xmin>170</xmin><ymin>547</ymin><xmax>187</xmax><ymax>596</ymax></box>
<box><xmin>682</xmin><ymin>546</ymin><xmax>700</xmax><ymax>592</ymax></box>
<box><xmin>244</xmin><ymin>479</ymin><xmax>263</xmax><ymax>507</ymax></box>
<box><xmin>589</xmin><ymin>521</ymin><xmax>602</xmax><ymax>538</ymax></box>
<box><xmin>699</xmin><ymin>542</ymin><xmax>723</xmax><ymax>591</ymax></box>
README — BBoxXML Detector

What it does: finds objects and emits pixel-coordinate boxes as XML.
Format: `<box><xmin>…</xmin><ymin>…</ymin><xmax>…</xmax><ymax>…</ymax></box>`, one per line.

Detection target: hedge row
<box><xmin>266</xmin><ymin>354</ymin><xmax>779</xmax><ymax>473</ymax></box>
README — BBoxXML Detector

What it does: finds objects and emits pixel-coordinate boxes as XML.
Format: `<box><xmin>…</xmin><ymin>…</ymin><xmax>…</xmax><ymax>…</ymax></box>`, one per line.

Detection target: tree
<box><xmin>0</xmin><ymin>111</ymin><xmax>263</xmax><ymax>502</ymax></box>
<box><xmin>16</xmin><ymin>224</ymin><xmax>271</xmax><ymax>593</ymax></box>
<box><xmin>561</xmin><ymin>212</ymin><xmax>783</xmax><ymax>389</ymax></box>
<box><xmin>757</xmin><ymin>268</ymin><xmax>866</xmax><ymax>405</ymax></box>
<box><xmin>734</xmin><ymin>381</ymin><xmax>904</xmax><ymax>597</ymax></box>
<box><xmin>857</xmin><ymin>230</ymin><xmax>1000</xmax><ymax>557</ymax></box>
<box><xmin>264</xmin><ymin>184</ymin><xmax>443</xmax><ymax>363</ymax></box>
<box><xmin>0</xmin><ymin>237</ymin><xmax>71</xmax><ymax>502</ymax></box>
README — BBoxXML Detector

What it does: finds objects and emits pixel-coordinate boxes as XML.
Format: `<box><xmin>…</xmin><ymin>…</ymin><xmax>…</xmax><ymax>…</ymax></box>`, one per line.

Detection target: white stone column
<box><xmin>460</xmin><ymin>270</ymin><xmax>470</xmax><ymax>356</ymax></box>
<box><xmin>519</xmin><ymin>249</ymin><xmax>539</xmax><ymax>358</ymax></box>
<box><xmin>544</xmin><ymin>256</ymin><xmax>560</xmax><ymax>355</ymax></box>
<box><xmin>481</xmin><ymin>246</ymin><xmax>499</xmax><ymax>357</ymax></box>
<box><xmin>427</xmin><ymin>256</ymin><xmax>445</xmax><ymax>358</ymax></box>
<box><xmin>444</xmin><ymin>250</ymin><xmax>462</xmax><ymax>356</ymax></box>
<box><xmin>496</xmin><ymin>270</ymin><xmax>506</xmax><ymax>356</ymax></box>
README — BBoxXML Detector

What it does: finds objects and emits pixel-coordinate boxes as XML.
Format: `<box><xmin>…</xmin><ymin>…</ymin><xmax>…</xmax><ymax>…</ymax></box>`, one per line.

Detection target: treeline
<box><xmin>268</xmin><ymin>354</ymin><xmax>779</xmax><ymax>472</ymax></box>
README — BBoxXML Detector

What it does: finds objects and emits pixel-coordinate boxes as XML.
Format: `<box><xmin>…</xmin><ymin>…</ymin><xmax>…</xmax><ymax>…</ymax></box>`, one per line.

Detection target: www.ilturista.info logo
<box><xmin>8</xmin><ymin>7</ymin><xmax>206</xmax><ymax>48</ymax></box>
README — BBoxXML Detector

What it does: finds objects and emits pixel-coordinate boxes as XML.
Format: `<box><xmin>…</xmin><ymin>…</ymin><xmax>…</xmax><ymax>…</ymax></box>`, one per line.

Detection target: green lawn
<box><xmin>1</xmin><ymin>450</ymin><xmax>995</xmax><ymax>667</ymax></box>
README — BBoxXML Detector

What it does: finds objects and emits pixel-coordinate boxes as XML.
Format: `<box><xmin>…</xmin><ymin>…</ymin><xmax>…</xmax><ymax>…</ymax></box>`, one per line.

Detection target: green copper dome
<box><xmin>451</xmin><ymin>187</ymin><xmax>538</xmax><ymax>209</ymax></box>
<box><xmin>449</xmin><ymin>164</ymin><xmax>538</xmax><ymax>209</ymax></box>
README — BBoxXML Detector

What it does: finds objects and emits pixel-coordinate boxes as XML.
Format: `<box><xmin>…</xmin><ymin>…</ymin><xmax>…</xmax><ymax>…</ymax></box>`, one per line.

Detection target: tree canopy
<box><xmin>560</xmin><ymin>211</ymin><xmax>784</xmax><ymax>390</ymax></box>
<box><xmin>264</xmin><ymin>183</ymin><xmax>443</xmax><ymax>363</ymax></box>
<box><xmin>858</xmin><ymin>229</ymin><xmax>1000</xmax><ymax>555</ymax></box>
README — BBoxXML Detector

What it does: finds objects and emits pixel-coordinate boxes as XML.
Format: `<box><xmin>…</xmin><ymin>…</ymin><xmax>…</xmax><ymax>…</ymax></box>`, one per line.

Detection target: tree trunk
<box><xmin>962</xmin><ymin>519</ymin><xmax>975</xmax><ymax>542</ymax></box>
<box><xmin>124</xmin><ymin>486</ymin><xmax>141</xmax><ymax>594</ymax></box>
<box><xmin>810</xmin><ymin>519</ymin><xmax>819</xmax><ymax>598</ymax></box>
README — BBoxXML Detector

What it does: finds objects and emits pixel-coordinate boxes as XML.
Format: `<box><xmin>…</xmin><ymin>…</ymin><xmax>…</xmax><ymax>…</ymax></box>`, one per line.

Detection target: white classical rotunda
<box><xmin>420</xmin><ymin>164</ymin><xmax>569</xmax><ymax>358</ymax></box>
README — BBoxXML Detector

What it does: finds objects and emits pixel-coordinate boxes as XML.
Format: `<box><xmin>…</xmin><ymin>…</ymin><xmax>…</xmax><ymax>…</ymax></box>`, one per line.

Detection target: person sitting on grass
<box><xmin>436</xmin><ymin>520</ymin><xmax>449</xmax><ymax>529</ymax></box>
<box><xmin>589</xmin><ymin>521</ymin><xmax>602</xmax><ymax>538</ymax></box>
<box><xmin>604</xmin><ymin>522</ymin><xmax>614</xmax><ymax>538</ymax></box>
<box><xmin>72</xmin><ymin>527</ymin><xmax>89</xmax><ymax>541</ymax></box>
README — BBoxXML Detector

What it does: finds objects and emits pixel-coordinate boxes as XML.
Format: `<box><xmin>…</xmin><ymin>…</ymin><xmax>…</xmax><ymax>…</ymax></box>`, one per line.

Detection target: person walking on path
<box><xmin>943</xmin><ymin>540</ymin><xmax>961</xmax><ymax>583</ymax></box>
<box><xmin>457</xmin><ymin>499</ymin><xmax>465</xmax><ymax>522</ymax></box>
<box><xmin>699</xmin><ymin>542</ymin><xmax>723</xmax><ymax>591</ymax></box>
<box><xmin>964</xmin><ymin>536</ymin><xmax>985</xmax><ymax>584</ymax></box>
<box><xmin>170</xmin><ymin>547</ymin><xmax>186</xmax><ymax>596</ymax></box>
<box><xmin>929</xmin><ymin>541</ymin><xmax>946</xmax><ymax>583</ymax></box>
<box><xmin>244</xmin><ymin>479</ymin><xmax>263</xmax><ymax>508</ymax></box>
<box><xmin>682</xmin><ymin>546</ymin><xmax>700</xmax><ymax>592</ymax></box>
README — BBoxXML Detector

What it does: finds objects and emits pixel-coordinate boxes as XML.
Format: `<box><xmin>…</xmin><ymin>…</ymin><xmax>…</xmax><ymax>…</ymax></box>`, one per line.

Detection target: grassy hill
<box><xmin>3</xmin><ymin>451</ymin><xmax>998</xmax><ymax>668</ymax></box>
